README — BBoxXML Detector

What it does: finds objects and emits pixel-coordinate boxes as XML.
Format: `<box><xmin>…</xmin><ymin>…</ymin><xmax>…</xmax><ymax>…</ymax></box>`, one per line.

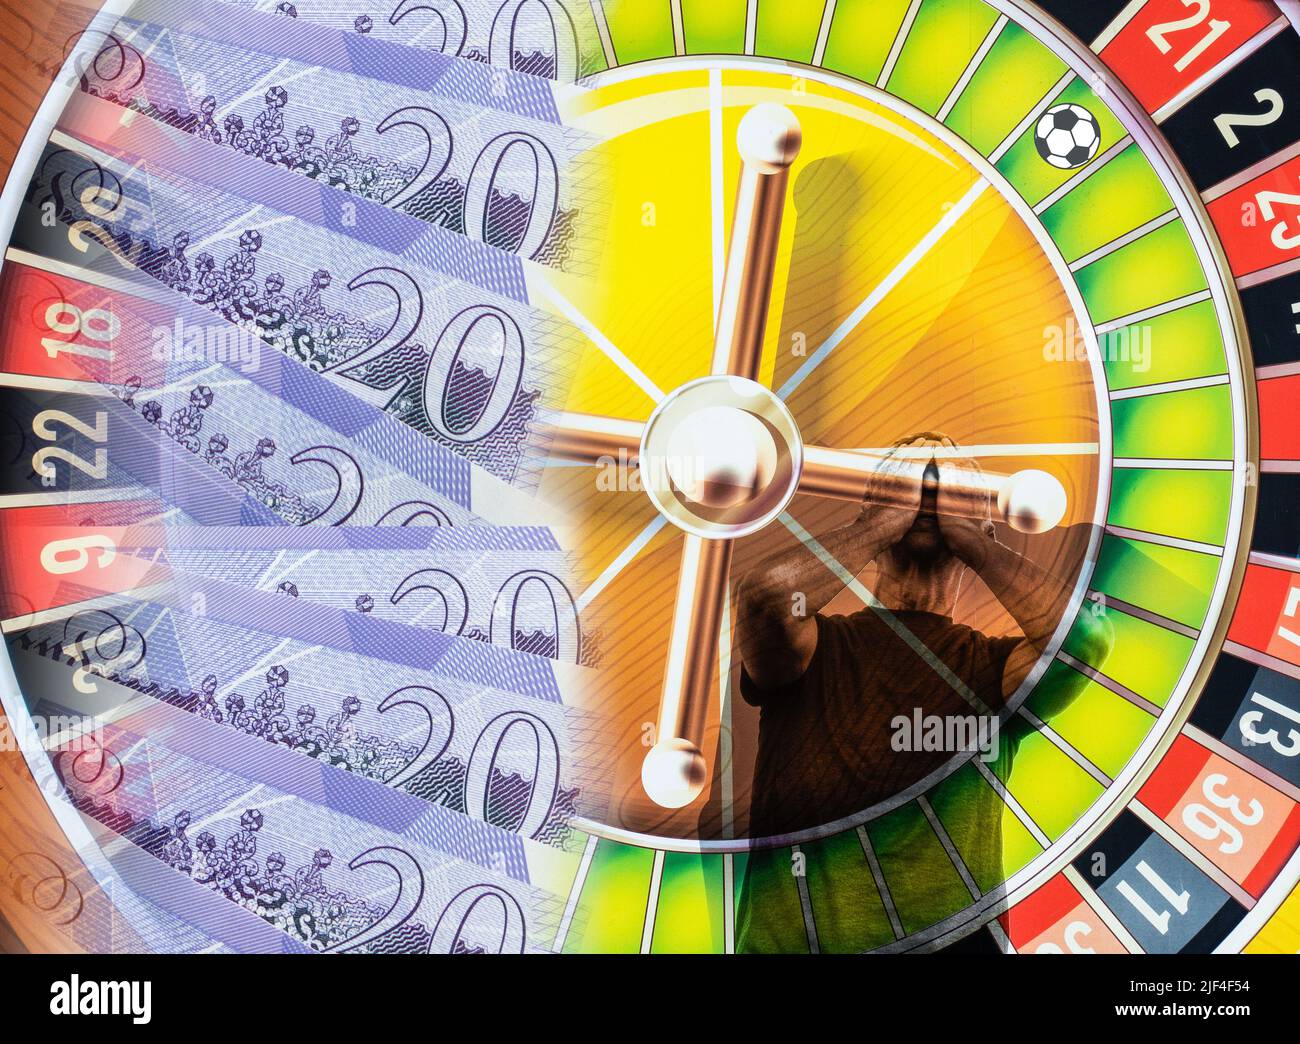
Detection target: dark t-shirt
<box><xmin>737</xmin><ymin>608</ymin><xmax>1022</xmax><ymax>952</ymax></box>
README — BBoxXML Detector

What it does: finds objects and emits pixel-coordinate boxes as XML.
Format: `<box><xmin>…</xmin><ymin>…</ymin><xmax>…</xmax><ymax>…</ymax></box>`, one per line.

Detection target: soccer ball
<box><xmin>1034</xmin><ymin>104</ymin><xmax>1101</xmax><ymax>170</ymax></box>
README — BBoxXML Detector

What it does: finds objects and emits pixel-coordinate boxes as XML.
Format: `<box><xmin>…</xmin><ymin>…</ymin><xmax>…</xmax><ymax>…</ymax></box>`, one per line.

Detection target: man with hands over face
<box><xmin>733</xmin><ymin>433</ymin><xmax>1111</xmax><ymax>951</ymax></box>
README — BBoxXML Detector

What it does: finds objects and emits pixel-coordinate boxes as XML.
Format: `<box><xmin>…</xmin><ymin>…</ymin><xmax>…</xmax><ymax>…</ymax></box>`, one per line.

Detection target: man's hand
<box><xmin>859</xmin><ymin>439</ymin><xmax>924</xmax><ymax>545</ymax></box>
<box><xmin>936</xmin><ymin>455</ymin><xmax>997</xmax><ymax>570</ymax></box>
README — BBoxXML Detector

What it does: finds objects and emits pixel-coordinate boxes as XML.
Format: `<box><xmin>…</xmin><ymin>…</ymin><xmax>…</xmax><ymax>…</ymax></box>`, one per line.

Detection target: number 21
<box><xmin>1147</xmin><ymin>0</ymin><xmax>1231</xmax><ymax>73</ymax></box>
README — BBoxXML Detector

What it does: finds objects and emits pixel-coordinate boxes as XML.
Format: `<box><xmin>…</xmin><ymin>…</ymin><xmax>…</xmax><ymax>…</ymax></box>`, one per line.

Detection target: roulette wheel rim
<box><xmin>0</xmin><ymin>0</ymin><xmax>145</xmax><ymax>930</ymax></box>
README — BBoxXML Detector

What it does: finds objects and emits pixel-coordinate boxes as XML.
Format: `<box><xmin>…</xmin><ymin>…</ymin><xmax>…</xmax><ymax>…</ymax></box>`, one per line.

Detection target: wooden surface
<box><xmin>0</xmin><ymin>0</ymin><xmax>104</xmax><ymax>954</ymax></box>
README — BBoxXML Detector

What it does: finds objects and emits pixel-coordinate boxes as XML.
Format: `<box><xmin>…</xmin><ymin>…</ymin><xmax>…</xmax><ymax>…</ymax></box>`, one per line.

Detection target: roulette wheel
<box><xmin>0</xmin><ymin>0</ymin><xmax>1298</xmax><ymax>960</ymax></box>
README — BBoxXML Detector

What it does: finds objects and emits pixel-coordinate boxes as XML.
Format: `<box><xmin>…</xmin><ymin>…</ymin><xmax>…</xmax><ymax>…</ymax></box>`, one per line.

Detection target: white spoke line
<box><xmin>1239</xmin><ymin>255</ymin><xmax>1300</xmax><ymax>290</ymax></box>
<box><xmin>136</xmin><ymin>600</ymin><xmax>175</xmax><ymax>647</ymax></box>
<box><xmin>194</xmin><ymin>789</ymin><xmax>294</xmax><ymax>837</ymax></box>
<box><xmin>793</xmin><ymin>845</ymin><xmax>820</xmax><ymax>953</ymax></box>
<box><xmin>1033</xmin><ymin>135</ymin><xmax>1133</xmax><ymax>216</ymax></box>
<box><xmin>119</xmin><ymin>588</ymin><xmax>163</xmax><ymax>630</ymax></box>
<box><xmin>7</xmin><ymin>247</ymin><xmax>171</xmax><ymax>306</ymax></box>
<box><xmin>857</xmin><ymin>825</ymin><xmax>904</xmax><ymax>939</ymax></box>
<box><xmin>812</xmin><ymin>0</ymin><xmax>838</xmax><ymax>66</ymax></box>
<box><xmin>552</xmin><ymin>832</ymin><xmax>597</xmax><ymax>952</ymax></box>
<box><xmin>710</xmin><ymin>67</ymin><xmax>726</xmax><ymax>335</ymax></box>
<box><xmin>1204</xmin><ymin>139</ymin><xmax>1300</xmax><ymax>204</ymax></box>
<box><xmin>234</xmin><ymin>60</ymin><xmax>311</xmax><ymax>118</ymax></box>
<box><xmin>1152</xmin><ymin>15</ymin><xmax>1290</xmax><ymax>125</ymax></box>
<box><xmin>3</xmin><ymin>583</ymin><xmax>173</xmax><ymax>633</ymax></box>
<box><xmin>195</xmin><ymin>210</ymin><xmax>297</xmax><ymax>259</ymax></box>
<box><xmin>532</xmin><ymin>280</ymin><xmax>665</xmax><ymax>404</ymax></box>
<box><xmin>589</xmin><ymin>0</ymin><xmax>617</xmax><ymax>67</ymax></box>
<box><xmin>1107</xmin><ymin>374</ymin><xmax>1227</xmax><ymax>403</ymax></box>
<box><xmin>1091</xmin><ymin>0</ymin><xmax>1148</xmax><ymax>51</ymax></box>
<box><xmin>1062</xmin><ymin>864</ymin><xmax>1143</xmax><ymax>953</ymax></box>
<box><xmin>877</xmin><ymin>0</ymin><xmax>922</xmax><ymax>88</ymax></box>
<box><xmin>0</xmin><ymin>489</ymin><xmax>145</xmax><ymax>509</ymax></box>
<box><xmin>778</xmin><ymin>512</ymin><xmax>990</xmax><ymax>714</ymax></box>
<box><xmin>226</xmin><ymin>638</ymin><xmax>319</xmax><ymax>693</ymax></box>
<box><xmin>1093</xmin><ymin>288</ymin><xmax>1212</xmax><ymax>333</ymax></box>
<box><xmin>723</xmin><ymin>854</ymin><xmax>736</xmax><ymax>953</ymax></box>
<box><xmin>776</xmin><ymin>178</ymin><xmax>991</xmax><ymax>400</ymax></box>
<box><xmin>718</xmin><ymin>586</ymin><xmax>735</xmax><ymax>841</ymax></box>
<box><xmin>669</xmin><ymin>0</ymin><xmax>685</xmax><ymax>55</ymax></box>
<box><xmin>263</xmin><ymin>550</ymin><xmax>316</xmax><ymax>590</ymax></box>
<box><xmin>919</xmin><ymin>794</ymin><xmax>980</xmax><ymax>900</ymax></box>
<box><xmin>639</xmin><ymin>850</ymin><xmax>665</xmax><ymax>953</ymax></box>
<box><xmin>841</xmin><ymin>441</ymin><xmax>1099</xmax><ymax>459</ymax></box>
<box><xmin>0</xmin><ymin>373</ymin><xmax>111</xmax><ymax>395</ymax></box>
<box><xmin>575</xmin><ymin>514</ymin><xmax>668</xmax><ymax>614</ymax></box>
<box><xmin>936</xmin><ymin>15</ymin><xmax>1007</xmax><ymax>123</ymax></box>
<box><xmin>973</xmin><ymin>757</ymin><xmax>1051</xmax><ymax>849</ymax></box>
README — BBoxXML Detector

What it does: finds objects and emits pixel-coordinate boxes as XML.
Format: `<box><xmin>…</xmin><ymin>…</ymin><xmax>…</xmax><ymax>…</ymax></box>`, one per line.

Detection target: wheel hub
<box><xmin>639</xmin><ymin>375</ymin><xmax>803</xmax><ymax>539</ymax></box>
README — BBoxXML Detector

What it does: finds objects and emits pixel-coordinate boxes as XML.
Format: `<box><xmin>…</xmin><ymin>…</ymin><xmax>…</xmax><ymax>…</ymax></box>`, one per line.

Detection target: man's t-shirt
<box><xmin>736</xmin><ymin>607</ymin><xmax>1023</xmax><ymax>952</ymax></box>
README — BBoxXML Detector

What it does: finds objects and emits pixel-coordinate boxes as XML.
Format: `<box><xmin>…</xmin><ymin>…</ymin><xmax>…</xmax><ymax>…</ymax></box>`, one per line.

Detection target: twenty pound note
<box><xmin>34</xmin><ymin>96</ymin><xmax>589</xmax><ymax>495</ymax></box>
<box><xmin>0</xmin><ymin>237</ymin><xmax>564</xmax><ymax>526</ymax></box>
<box><xmin>220</xmin><ymin>0</ymin><xmax>609</xmax><ymax>83</ymax></box>
<box><xmin>11</xmin><ymin>577</ymin><xmax>607</xmax><ymax>846</ymax></box>
<box><xmin>24</xmin><ymin>660</ymin><xmax>584</xmax><ymax>953</ymax></box>
<box><xmin>60</xmin><ymin>0</ymin><xmax>604</xmax><ymax>272</ymax></box>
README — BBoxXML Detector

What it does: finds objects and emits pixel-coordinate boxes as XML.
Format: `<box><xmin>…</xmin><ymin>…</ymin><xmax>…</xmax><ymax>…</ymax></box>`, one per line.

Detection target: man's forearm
<box><xmin>753</xmin><ymin>511</ymin><xmax>899</xmax><ymax>617</ymax></box>
<box><xmin>968</xmin><ymin>539</ymin><xmax>1073</xmax><ymax>650</ymax></box>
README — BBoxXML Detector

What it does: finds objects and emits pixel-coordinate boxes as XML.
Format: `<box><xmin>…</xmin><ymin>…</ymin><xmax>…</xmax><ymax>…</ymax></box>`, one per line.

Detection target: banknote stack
<box><xmin>1</xmin><ymin>0</ymin><xmax>617</xmax><ymax>954</ymax></box>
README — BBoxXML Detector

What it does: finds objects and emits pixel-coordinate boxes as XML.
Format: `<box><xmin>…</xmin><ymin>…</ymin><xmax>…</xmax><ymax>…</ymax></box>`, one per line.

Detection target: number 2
<box><xmin>1214</xmin><ymin>89</ymin><xmax>1285</xmax><ymax>148</ymax></box>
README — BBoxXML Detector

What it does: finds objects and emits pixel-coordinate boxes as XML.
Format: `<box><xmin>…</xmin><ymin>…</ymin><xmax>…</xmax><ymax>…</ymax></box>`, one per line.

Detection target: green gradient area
<box><xmin>803</xmin><ymin>831</ymin><xmax>895</xmax><ymax>952</ymax></box>
<box><xmin>1076</xmin><ymin>221</ymin><xmax>1208</xmax><ymax>325</ymax></box>
<box><xmin>681</xmin><ymin>0</ymin><xmax>747</xmax><ymax>54</ymax></box>
<box><xmin>992</xmin><ymin>716</ymin><xmax>1105</xmax><ymax>840</ymax></box>
<box><xmin>1028</xmin><ymin>666</ymin><xmax>1154</xmax><ymax>780</ymax></box>
<box><xmin>649</xmin><ymin>852</ymin><xmax>725</xmax><ymax>953</ymax></box>
<box><xmin>930</xmin><ymin>762</ymin><xmax>1043</xmax><ymax>893</ymax></box>
<box><xmin>945</xmin><ymin>20</ymin><xmax>1067</xmax><ymax>156</ymax></box>
<box><xmin>754</xmin><ymin>0</ymin><xmax>824</xmax><ymax>62</ymax></box>
<box><xmin>1064</xmin><ymin>608</ymin><xmax>1194</xmax><ymax>707</ymax></box>
<box><xmin>1041</xmin><ymin>145</ymin><xmax>1173</xmax><ymax>263</ymax></box>
<box><xmin>603</xmin><ymin>0</ymin><xmax>676</xmax><ymax>64</ymax></box>
<box><xmin>821</xmin><ymin>0</ymin><xmax>914</xmax><ymax>83</ymax></box>
<box><xmin>564</xmin><ymin>840</ymin><xmax>653</xmax><ymax>952</ymax></box>
<box><xmin>1102</xmin><ymin>300</ymin><xmax>1227</xmax><ymax>391</ymax></box>
<box><xmin>886</xmin><ymin>0</ymin><xmax>1001</xmax><ymax>116</ymax></box>
<box><xmin>1112</xmin><ymin>385</ymin><xmax>1234</xmax><ymax>461</ymax></box>
<box><xmin>1108</xmin><ymin>468</ymin><xmax>1232</xmax><ymax>546</ymax></box>
<box><xmin>866</xmin><ymin>803</ymin><xmax>972</xmax><ymax>934</ymax></box>
<box><xmin>1092</xmin><ymin>535</ymin><xmax>1219</xmax><ymax>630</ymax></box>
<box><xmin>734</xmin><ymin>848</ymin><xmax>811</xmax><ymax>954</ymax></box>
<box><xmin>997</xmin><ymin>77</ymin><xmax>1127</xmax><ymax>205</ymax></box>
